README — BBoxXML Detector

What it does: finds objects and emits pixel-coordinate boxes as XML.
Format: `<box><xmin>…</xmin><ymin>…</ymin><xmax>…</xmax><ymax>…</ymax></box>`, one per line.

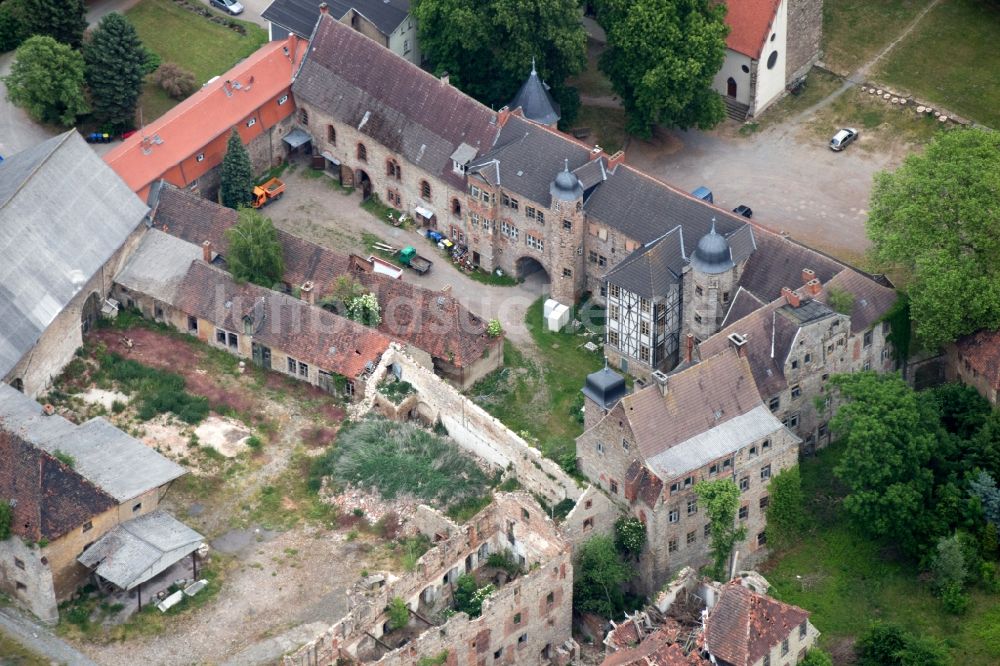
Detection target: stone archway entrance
<box><xmin>356</xmin><ymin>168</ymin><xmax>372</xmax><ymax>201</ymax></box>
<box><xmin>515</xmin><ymin>255</ymin><xmax>550</xmax><ymax>287</ymax></box>
<box><xmin>81</xmin><ymin>292</ymin><xmax>101</xmax><ymax>334</ymax></box>
<box><xmin>727</xmin><ymin>77</ymin><xmax>737</xmax><ymax>97</ymax></box>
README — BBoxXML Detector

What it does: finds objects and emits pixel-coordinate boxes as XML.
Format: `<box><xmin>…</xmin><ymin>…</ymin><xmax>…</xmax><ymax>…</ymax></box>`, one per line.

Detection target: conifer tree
<box><xmin>220</xmin><ymin>129</ymin><xmax>254</xmax><ymax>209</ymax></box>
<box><xmin>84</xmin><ymin>13</ymin><xmax>146</xmax><ymax>131</ymax></box>
<box><xmin>22</xmin><ymin>0</ymin><xmax>86</xmax><ymax>48</ymax></box>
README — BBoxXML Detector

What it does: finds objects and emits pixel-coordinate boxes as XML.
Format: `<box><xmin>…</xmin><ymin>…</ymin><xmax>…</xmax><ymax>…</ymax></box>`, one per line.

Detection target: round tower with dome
<box><xmin>684</xmin><ymin>220</ymin><xmax>740</xmax><ymax>341</ymax></box>
<box><xmin>547</xmin><ymin>159</ymin><xmax>585</xmax><ymax>305</ymax></box>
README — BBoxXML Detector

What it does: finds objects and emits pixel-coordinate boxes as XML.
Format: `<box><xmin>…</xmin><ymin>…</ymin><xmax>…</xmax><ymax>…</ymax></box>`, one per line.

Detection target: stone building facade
<box><xmin>947</xmin><ymin>329</ymin><xmax>1000</xmax><ymax>405</ymax></box>
<box><xmin>576</xmin><ymin>350</ymin><xmax>800</xmax><ymax>593</ymax></box>
<box><xmin>284</xmin><ymin>494</ymin><xmax>577</xmax><ymax>665</ymax></box>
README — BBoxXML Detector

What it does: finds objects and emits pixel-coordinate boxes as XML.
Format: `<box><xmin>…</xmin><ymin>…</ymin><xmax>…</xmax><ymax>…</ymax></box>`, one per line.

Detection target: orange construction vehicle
<box><xmin>252</xmin><ymin>178</ymin><xmax>285</xmax><ymax>209</ymax></box>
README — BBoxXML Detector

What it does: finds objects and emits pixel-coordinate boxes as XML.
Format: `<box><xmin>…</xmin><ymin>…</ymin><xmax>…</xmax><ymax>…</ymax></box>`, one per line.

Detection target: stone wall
<box><xmin>785</xmin><ymin>0</ymin><xmax>824</xmax><ymax>84</ymax></box>
<box><xmin>5</xmin><ymin>225</ymin><xmax>146</xmax><ymax>398</ymax></box>
<box><xmin>0</xmin><ymin>538</ymin><xmax>58</xmax><ymax>624</ymax></box>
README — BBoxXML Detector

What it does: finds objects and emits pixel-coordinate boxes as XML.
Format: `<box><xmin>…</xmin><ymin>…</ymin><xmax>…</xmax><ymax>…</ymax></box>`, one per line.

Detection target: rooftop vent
<box><xmin>727</xmin><ymin>333</ymin><xmax>748</xmax><ymax>357</ymax></box>
<box><xmin>651</xmin><ymin>370</ymin><xmax>669</xmax><ymax>397</ymax></box>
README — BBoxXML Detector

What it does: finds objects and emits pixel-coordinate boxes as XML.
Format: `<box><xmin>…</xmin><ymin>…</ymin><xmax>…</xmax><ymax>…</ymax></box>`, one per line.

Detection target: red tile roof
<box><xmin>602</xmin><ymin>630</ymin><xmax>709</xmax><ymax>666</ymax></box>
<box><xmin>174</xmin><ymin>261</ymin><xmax>389</xmax><ymax>378</ymax></box>
<box><xmin>104</xmin><ymin>35</ymin><xmax>307</xmax><ymax>199</ymax></box>
<box><xmin>955</xmin><ymin>329</ymin><xmax>1000</xmax><ymax>390</ymax></box>
<box><xmin>705</xmin><ymin>581</ymin><xmax>809</xmax><ymax>666</ymax></box>
<box><xmin>724</xmin><ymin>0</ymin><xmax>782</xmax><ymax>58</ymax></box>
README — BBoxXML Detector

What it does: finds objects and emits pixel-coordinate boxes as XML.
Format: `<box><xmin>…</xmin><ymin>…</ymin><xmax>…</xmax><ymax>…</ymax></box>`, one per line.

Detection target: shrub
<box><xmin>940</xmin><ymin>581</ymin><xmax>969</xmax><ymax>615</ymax></box>
<box><xmin>0</xmin><ymin>500</ymin><xmax>12</xmax><ymax>540</ymax></box>
<box><xmin>800</xmin><ymin>649</ymin><xmax>833</xmax><ymax>666</ymax></box>
<box><xmin>54</xmin><ymin>450</ymin><xmax>75</xmax><ymax>468</ymax></box>
<box><xmin>827</xmin><ymin>286</ymin><xmax>854</xmax><ymax>314</ymax></box>
<box><xmin>486</xmin><ymin>550</ymin><xmax>521</xmax><ymax>577</ymax></box>
<box><xmin>139</xmin><ymin>44</ymin><xmax>160</xmax><ymax>75</ymax></box>
<box><xmin>386</xmin><ymin>597</ymin><xmax>409</xmax><ymax>631</ymax></box>
<box><xmin>614</xmin><ymin>516</ymin><xmax>646</xmax><ymax>556</ymax></box>
<box><xmin>856</xmin><ymin>621</ymin><xmax>948</xmax><ymax>666</ymax></box>
<box><xmin>153</xmin><ymin>62</ymin><xmax>197</xmax><ymax>100</ymax></box>
<box><xmin>111</xmin><ymin>400</ymin><xmax>126</xmax><ymax>414</ymax></box>
<box><xmin>487</xmin><ymin>319</ymin><xmax>502</xmax><ymax>337</ymax></box>
<box><xmin>573</xmin><ymin>535</ymin><xmax>634</xmax><ymax>618</ymax></box>
<box><xmin>246</xmin><ymin>435</ymin><xmax>263</xmax><ymax>451</ymax></box>
<box><xmin>766</xmin><ymin>467</ymin><xmax>806</xmax><ymax>550</ymax></box>
<box><xmin>452</xmin><ymin>574</ymin><xmax>494</xmax><ymax>618</ymax></box>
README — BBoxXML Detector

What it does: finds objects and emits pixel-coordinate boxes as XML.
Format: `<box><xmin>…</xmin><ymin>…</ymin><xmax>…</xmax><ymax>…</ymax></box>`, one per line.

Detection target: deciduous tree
<box><xmin>867</xmin><ymin>128</ymin><xmax>1000</xmax><ymax>349</ymax></box>
<box><xmin>572</xmin><ymin>535</ymin><xmax>634</xmax><ymax>618</ymax></box>
<box><xmin>2</xmin><ymin>35</ymin><xmax>88</xmax><ymax>125</ymax></box>
<box><xmin>765</xmin><ymin>467</ymin><xmax>806</xmax><ymax>550</ymax></box>
<box><xmin>595</xmin><ymin>0</ymin><xmax>727</xmax><ymax>137</ymax></box>
<box><xmin>695</xmin><ymin>478</ymin><xmax>745</xmax><ymax>581</ymax></box>
<box><xmin>225</xmin><ymin>208</ymin><xmax>284</xmax><ymax>288</ymax></box>
<box><xmin>220</xmin><ymin>129</ymin><xmax>254</xmax><ymax>209</ymax></box>
<box><xmin>84</xmin><ymin>13</ymin><xmax>146</xmax><ymax>131</ymax></box>
<box><xmin>829</xmin><ymin>373</ymin><xmax>939</xmax><ymax>556</ymax></box>
<box><xmin>21</xmin><ymin>0</ymin><xmax>86</xmax><ymax>48</ymax></box>
<box><xmin>412</xmin><ymin>0</ymin><xmax>586</xmax><ymax>125</ymax></box>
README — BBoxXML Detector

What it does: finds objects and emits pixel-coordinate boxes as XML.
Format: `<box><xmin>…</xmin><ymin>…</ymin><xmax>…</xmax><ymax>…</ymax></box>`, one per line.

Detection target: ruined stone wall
<box><xmin>6</xmin><ymin>225</ymin><xmax>147</xmax><ymax>398</ymax></box>
<box><xmin>785</xmin><ymin>0</ymin><xmax>823</xmax><ymax>84</ymax></box>
<box><xmin>0</xmin><ymin>538</ymin><xmax>58</xmax><ymax>624</ymax></box>
<box><xmin>560</xmin><ymin>485</ymin><xmax>619</xmax><ymax>552</ymax></box>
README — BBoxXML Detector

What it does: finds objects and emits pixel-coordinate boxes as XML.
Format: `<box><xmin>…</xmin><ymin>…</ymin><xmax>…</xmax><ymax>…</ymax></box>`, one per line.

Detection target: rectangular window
<box><xmin>739</xmin><ymin>476</ymin><xmax>750</xmax><ymax>492</ymax></box>
<box><xmin>216</xmin><ymin>329</ymin><xmax>226</xmax><ymax>345</ymax></box>
<box><xmin>562</xmin><ymin>268</ymin><xmax>572</xmax><ymax>278</ymax></box>
<box><xmin>537</xmin><ymin>211</ymin><xmax>545</xmax><ymax>224</ymax></box>
<box><xmin>608</xmin><ymin>330</ymin><xmax>620</xmax><ymax>346</ymax></box>
<box><xmin>769</xmin><ymin>396</ymin><xmax>780</xmax><ymax>412</ymax></box>
<box><xmin>639</xmin><ymin>346</ymin><xmax>650</xmax><ymax>363</ymax></box>
<box><xmin>758</xmin><ymin>531</ymin><xmax>767</xmax><ymax>546</ymax></box>
<box><xmin>781</xmin><ymin>638</ymin><xmax>789</xmax><ymax>656</ymax></box>
<box><xmin>227</xmin><ymin>332</ymin><xmax>238</xmax><ymax>349</ymax></box>
<box><xmin>762</xmin><ymin>439</ymin><xmax>771</xmax><ymax>452</ymax></box>
<box><xmin>804</xmin><ymin>353</ymin><xmax>812</xmax><ymax>364</ymax></box>
<box><xmin>684</xmin><ymin>476</ymin><xmax>693</xmax><ymax>488</ymax></box>
<box><xmin>668</xmin><ymin>538</ymin><xmax>678</xmax><ymax>553</ymax></box>
<box><xmin>288</xmin><ymin>357</ymin><xmax>297</xmax><ymax>373</ymax></box>
<box><xmin>695</xmin><ymin>286</ymin><xmax>703</xmax><ymax>297</ymax></box>
<box><xmin>709</xmin><ymin>463</ymin><xmax>719</xmax><ymax>476</ymax></box>
<box><xmin>132</xmin><ymin>502</ymin><xmax>142</xmax><ymax>513</ymax></box>
<box><xmin>760</xmin><ymin>495</ymin><xmax>770</xmax><ymax>510</ymax></box>
<box><xmin>668</xmin><ymin>508</ymin><xmax>679</xmax><ymax>523</ymax></box>
<box><xmin>864</xmin><ymin>330</ymin><xmax>873</xmax><ymax>347</ymax></box>
<box><xmin>596</xmin><ymin>441</ymin><xmax>604</xmax><ymax>454</ymax></box>
<box><xmin>609</xmin><ymin>284</ymin><xmax>620</xmax><ymax>299</ymax></box>
<box><xmin>609</xmin><ymin>305</ymin><xmax>620</xmax><ymax>321</ymax></box>
<box><xmin>791</xmin><ymin>359</ymin><xmax>799</xmax><ymax>369</ymax></box>
<box><xmin>622</xmin><ymin>439</ymin><xmax>630</xmax><ymax>452</ymax></box>
<box><xmin>562</xmin><ymin>219</ymin><xmax>572</xmax><ymax>230</ymax></box>
<box><xmin>687</xmin><ymin>530</ymin><xmax>696</xmax><ymax>545</ymax></box>
<box><xmin>470</xmin><ymin>185</ymin><xmax>481</xmax><ymax>198</ymax></box>
<box><xmin>799</xmin><ymin>621</ymin><xmax>808</xmax><ymax>639</ymax></box>
<box><xmin>500</xmin><ymin>220</ymin><xmax>519</xmax><ymax>240</ymax></box>
<box><xmin>610</xmin><ymin>480</ymin><xmax>618</xmax><ymax>494</ymax></box>
<box><xmin>739</xmin><ymin>505</ymin><xmax>749</xmax><ymax>520</ymax></box>
<box><xmin>704</xmin><ymin>523</ymin><xmax>711</xmax><ymax>538</ymax></box>
<box><xmin>687</xmin><ymin>498</ymin><xmax>698</xmax><ymax>515</ymax></box>
<box><xmin>518</xmin><ymin>633</ymin><xmax>527</xmax><ymax>644</ymax></box>
<box><xmin>513</xmin><ymin>612</ymin><xmax>522</xmax><ymax>624</ymax></box>
<box><xmin>83</xmin><ymin>520</ymin><xmax>93</xmax><ymax>532</ymax></box>
<box><xmin>298</xmin><ymin>361</ymin><xmax>309</xmax><ymax>378</ymax></box>
<box><xmin>588</xmin><ymin>250</ymin><xmax>597</xmax><ymax>263</ymax></box>
<box><xmin>598</xmin><ymin>254</ymin><xmax>607</xmax><ymax>267</ymax></box>
<box><xmin>791</xmin><ymin>384</ymin><xmax>801</xmax><ymax>399</ymax></box>
<box><xmin>640</xmin><ymin>321</ymin><xmax>650</xmax><ymax>336</ymax></box>
<box><xmin>526</xmin><ymin>206</ymin><xmax>537</xmax><ymax>220</ymax></box>
<box><xmin>763</xmin><ymin>656</ymin><xmax>770</xmax><ymax>666</ymax></box>
<box><xmin>526</xmin><ymin>235</ymin><xmax>544</xmax><ymax>251</ymax></box>
<box><xmin>722</xmin><ymin>458</ymin><xmax>732</xmax><ymax>469</ymax></box>
<box><xmin>187</xmin><ymin>316</ymin><xmax>198</xmax><ymax>332</ymax></box>
<box><xmin>749</xmin><ymin>445</ymin><xmax>758</xmax><ymax>458</ymax></box>
<box><xmin>640</xmin><ymin>298</ymin><xmax>650</xmax><ymax>312</ymax></box>
<box><xmin>670</xmin><ymin>482</ymin><xmax>679</xmax><ymax>494</ymax></box>
<box><xmin>760</xmin><ymin>464</ymin><xmax>772</xmax><ymax>480</ymax></box>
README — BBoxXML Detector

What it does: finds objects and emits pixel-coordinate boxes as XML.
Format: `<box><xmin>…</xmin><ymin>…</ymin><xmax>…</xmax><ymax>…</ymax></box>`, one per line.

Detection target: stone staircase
<box><xmin>723</xmin><ymin>97</ymin><xmax>750</xmax><ymax>122</ymax></box>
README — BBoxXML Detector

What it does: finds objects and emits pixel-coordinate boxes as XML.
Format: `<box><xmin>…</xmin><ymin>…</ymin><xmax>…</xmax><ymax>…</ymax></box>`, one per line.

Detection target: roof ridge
<box><xmin>0</xmin><ymin>131</ymin><xmax>74</xmax><ymax>212</ymax></box>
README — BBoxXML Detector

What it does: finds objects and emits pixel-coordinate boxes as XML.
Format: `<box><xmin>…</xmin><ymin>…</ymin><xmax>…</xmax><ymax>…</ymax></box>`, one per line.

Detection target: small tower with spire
<box><xmin>508</xmin><ymin>59</ymin><xmax>561</xmax><ymax>128</ymax></box>
<box><xmin>548</xmin><ymin>158</ymin><xmax>585</xmax><ymax>304</ymax></box>
<box><xmin>685</xmin><ymin>217</ymin><xmax>739</xmax><ymax>340</ymax></box>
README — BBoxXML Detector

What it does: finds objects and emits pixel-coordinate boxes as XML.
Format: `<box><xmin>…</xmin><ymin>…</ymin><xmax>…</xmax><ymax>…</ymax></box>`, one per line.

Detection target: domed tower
<box><xmin>685</xmin><ymin>220</ymin><xmax>739</xmax><ymax>340</ymax></box>
<box><xmin>509</xmin><ymin>59</ymin><xmax>561</xmax><ymax>128</ymax></box>
<box><xmin>549</xmin><ymin>159</ymin><xmax>585</xmax><ymax>305</ymax></box>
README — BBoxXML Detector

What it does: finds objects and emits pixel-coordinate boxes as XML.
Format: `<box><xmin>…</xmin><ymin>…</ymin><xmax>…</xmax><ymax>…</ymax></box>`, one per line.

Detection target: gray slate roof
<box><xmin>262</xmin><ymin>0</ymin><xmax>409</xmax><ymax>38</ymax></box>
<box><xmin>605</xmin><ymin>227</ymin><xmax>686</xmax><ymax>298</ymax></box>
<box><xmin>292</xmin><ymin>13</ymin><xmax>498</xmax><ymax>190</ymax></box>
<box><xmin>115</xmin><ymin>229</ymin><xmax>203</xmax><ymax>305</ymax></box>
<box><xmin>508</xmin><ymin>65</ymin><xmax>560</xmax><ymax>126</ymax></box>
<box><xmin>78</xmin><ymin>510</ymin><xmax>204</xmax><ymax>590</ymax></box>
<box><xmin>0</xmin><ymin>384</ymin><xmax>186</xmax><ymax>502</ymax></box>
<box><xmin>0</xmin><ymin>132</ymin><xmax>148</xmax><ymax>379</ymax></box>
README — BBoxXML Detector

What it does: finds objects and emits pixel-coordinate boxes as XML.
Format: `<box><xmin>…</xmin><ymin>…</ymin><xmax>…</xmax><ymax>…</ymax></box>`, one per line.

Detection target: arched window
<box><xmin>357</xmin><ymin>143</ymin><xmax>367</xmax><ymax>162</ymax></box>
<box><xmin>11</xmin><ymin>378</ymin><xmax>23</xmax><ymax>393</ymax></box>
<box><xmin>327</xmin><ymin>125</ymin><xmax>336</xmax><ymax>144</ymax></box>
<box><xmin>298</xmin><ymin>108</ymin><xmax>309</xmax><ymax>125</ymax></box>
<box><xmin>386</xmin><ymin>158</ymin><xmax>401</xmax><ymax>180</ymax></box>
<box><xmin>451</xmin><ymin>198</ymin><xmax>461</xmax><ymax>217</ymax></box>
<box><xmin>420</xmin><ymin>180</ymin><xmax>431</xmax><ymax>200</ymax></box>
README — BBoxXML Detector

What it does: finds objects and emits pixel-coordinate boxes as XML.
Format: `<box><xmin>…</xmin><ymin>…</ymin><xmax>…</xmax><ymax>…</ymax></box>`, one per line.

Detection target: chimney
<box><xmin>806</xmin><ymin>278</ymin><xmax>823</xmax><ymax>296</ymax></box>
<box><xmin>42</xmin><ymin>404</ymin><xmax>55</xmax><ymax>416</ymax></box>
<box><xmin>301</xmin><ymin>281</ymin><xmax>314</xmax><ymax>305</ymax></box>
<box><xmin>439</xmin><ymin>72</ymin><xmax>450</xmax><ymax>86</ymax></box>
<box><xmin>651</xmin><ymin>370</ymin><xmax>669</xmax><ymax>397</ymax></box>
<box><xmin>685</xmin><ymin>333</ymin><xmax>694</xmax><ymax>364</ymax></box>
<box><xmin>589</xmin><ymin>145</ymin><xmax>603</xmax><ymax>161</ymax></box>
<box><xmin>497</xmin><ymin>106</ymin><xmax>511</xmax><ymax>128</ymax></box>
<box><xmin>607</xmin><ymin>150</ymin><xmax>626</xmax><ymax>172</ymax></box>
<box><xmin>727</xmin><ymin>332</ymin><xmax>747</xmax><ymax>357</ymax></box>
<box><xmin>801</xmin><ymin>268</ymin><xmax>815</xmax><ymax>285</ymax></box>
<box><xmin>781</xmin><ymin>287</ymin><xmax>801</xmax><ymax>308</ymax></box>
<box><xmin>202</xmin><ymin>240</ymin><xmax>212</xmax><ymax>263</ymax></box>
<box><xmin>318</xmin><ymin>2</ymin><xmax>328</xmax><ymax>14</ymax></box>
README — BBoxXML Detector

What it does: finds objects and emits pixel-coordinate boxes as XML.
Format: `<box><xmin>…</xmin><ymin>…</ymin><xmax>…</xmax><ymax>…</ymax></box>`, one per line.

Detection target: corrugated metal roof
<box><xmin>647</xmin><ymin>405</ymin><xmax>787</xmax><ymax>479</ymax></box>
<box><xmin>0</xmin><ymin>384</ymin><xmax>186</xmax><ymax>502</ymax></box>
<box><xmin>78</xmin><ymin>510</ymin><xmax>204</xmax><ymax>590</ymax></box>
<box><xmin>0</xmin><ymin>132</ymin><xmax>148</xmax><ymax>378</ymax></box>
<box><xmin>115</xmin><ymin>229</ymin><xmax>203</xmax><ymax>304</ymax></box>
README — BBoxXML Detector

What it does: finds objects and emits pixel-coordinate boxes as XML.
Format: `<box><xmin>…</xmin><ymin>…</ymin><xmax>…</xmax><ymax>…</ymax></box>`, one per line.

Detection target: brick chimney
<box><xmin>781</xmin><ymin>287</ymin><xmax>801</xmax><ymax>308</ymax></box>
<box><xmin>318</xmin><ymin>2</ymin><xmax>328</xmax><ymax>14</ymax></box>
<box><xmin>439</xmin><ymin>72</ymin><xmax>450</xmax><ymax>86</ymax></box>
<box><xmin>589</xmin><ymin>145</ymin><xmax>603</xmax><ymax>161</ymax></box>
<box><xmin>802</xmin><ymin>268</ymin><xmax>815</xmax><ymax>285</ymax></box>
<box><xmin>607</xmin><ymin>150</ymin><xmax>626</xmax><ymax>172</ymax></box>
<box><xmin>497</xmin><ymin>106</ymin><xmax>511</xmax><ymax>128</ymax></box>
<box><xmin>806</xmin><ymin>278</ymin><xmax>823</xmax><ymax>296</ymax></box>
<box><xmin>42</xmin><ymin>403</ymin><xmax>55</xmax><ymax>416</ymax></box>
<box><xmin>651</xmin><ymin>370</ymin><xmax>669</xmax><ymax>397</ymax></box>
<box><xmin>685</xmin><ymin>333</ymin><xmax>694</xmax><ymax>364</ymax></box>
<box><xmin>301</xmin><ymin>281</ymin><xmax>314</xmax><ymax>305</ymax></box>
<box><xmin>202</xmin><ymin>240</ymin><xmax>212</xmax><ymax>263</ymax></box>
<box><xmin>727</xmin><ymin>332</ymin><xmax>747</xmax><ymax>357</ymax></box>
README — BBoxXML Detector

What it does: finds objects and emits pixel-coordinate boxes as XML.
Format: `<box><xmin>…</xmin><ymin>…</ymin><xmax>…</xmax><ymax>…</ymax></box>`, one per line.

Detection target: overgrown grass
<box><xmin>464</xmin><ymin>267</ymin><xmax>522</xmax><ymax>287</ymax></box>
<box><xmin>377</xmin><ymin>378</ymin><xmax>416</xmax><ymax>404</ymax></box>
<box><xmin>310</xmin><ymin>418</ymin><xmax>494</xmax><ymax>513</ymax></box>
<box><xmin>572</xmin><ymin>104</ymin><xmax>627</xmax><ymax>155</ymax></box>
<box><xmin>126</xmin><ymin>0</ymin><xmax>267</xmax><ymax>123</ymax></box>
<box><xmin>470</xmin><ymin>298</ymin><xmax>603</xmax><ymax>471</ymax></box>
<box><xmin>875</xmin><ymin>0</ymin><xmax>1000</xmax><ymax>127</ymax></box>
<box><xmin>249</xmin><ymin>451</ymin><xmax>339</xmax><ymax>530</ymax></box>
<box><xmin>803</xmin><ymin>87</ymin><xmax>944</xmax><ymax>151</ymax></box>
<box><xmin>751</xmin><ymin>68</ymin><xmax>844</xmax><ymax>130</ymax></box>
<box><xmin>822</xmin><ymin>0</ymin><xmax>934</xmax><ymax>74</ymax></box>
<box><xmin>763</xmin><ymin>442</ymin><xmax>1000</xmax><ymax>665</ymax></box>
<box><xmin>0</xmin><ymin>634</ymin><xmax>48</xmax><ymax>665</ymax></box>
<box><xmin>93</xmin><ymin>350</ymin><xmax>209</xmax><ymax>424</ymax></box>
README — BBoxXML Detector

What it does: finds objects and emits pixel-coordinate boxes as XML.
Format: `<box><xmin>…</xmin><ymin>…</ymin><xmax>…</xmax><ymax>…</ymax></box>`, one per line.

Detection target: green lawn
<box><xmin>469</xmin><ymin>298</ymin><xmax>604</xmax><ymax>470</ymax></box>
<box><xmin>125</xmin><ymin>0</ymin><xmax>267</xmax><ymax>122</ymax></box>
<box><xmin>822</xmin><ymin>0</ymin><xmax>934</xmax><ymax>74</ymax></box>
<box><xmin>876</xmin><ymin>0</ymin><xmax>1000</xmax><ymax>127</ymax></box>
<box><xmin>762</xmin><ymin>443</ymin><xmax>1000</xmax><ymax>665</ymax></box>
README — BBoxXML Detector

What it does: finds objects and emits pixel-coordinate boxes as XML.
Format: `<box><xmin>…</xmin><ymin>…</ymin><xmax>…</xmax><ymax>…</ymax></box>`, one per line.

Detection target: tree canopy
<box><xmin>695</xmin><ymin>478</ymin><xmax>745</xmax><ymax>580</ymax></box>
<box><xmin>412</xmin><ymin>0</ymin><xmax>586</xmax><ymax>125</ymax></box>
<box><xmin>595</xmin><ymin>0</ymin><xmax>728</xmax><ymax>137</ymax></box>
<box><xmin>867</xmin><ymin>128</ymin><xmax>1000</xmax><ymax>349</ymax></box>
<box><xmin>572</xmin><ymin>535</ymin><xmax>634</xmax><ymax>617</ymax></box>
<box><xmin>220</xmin><ymin>129</ymin><xmax>254</xmax><ymax>210</ymax></box>
<box><xmin>84</xmin><ymin>13</ymin><xmax>146</xmax><ymax>131</ymax></box>
<box><xmin>2</xmin><ymin>35</ymin><xmax>88</xmax><ymax>126</ymax></box>
<box><xmin>22</xmin><ymin>0</ymin><xmax>86</xmax><ymax>48</ymax></box>
<box><xmin>225</xmin><ymin>208</ymin><xmax>285</xmax><ymax>288</ymax></box>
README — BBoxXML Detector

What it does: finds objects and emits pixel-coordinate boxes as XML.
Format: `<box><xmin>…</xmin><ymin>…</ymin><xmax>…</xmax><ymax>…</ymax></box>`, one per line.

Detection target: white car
<box><xmin>210</xmin><ymin>0</ymin><xmax>244</xmax><ymax>15</ymax></box>
<box><xmin>829</xmin><ymin>128</ymin><xmax>858</xmax><ymax>151</ymax></box>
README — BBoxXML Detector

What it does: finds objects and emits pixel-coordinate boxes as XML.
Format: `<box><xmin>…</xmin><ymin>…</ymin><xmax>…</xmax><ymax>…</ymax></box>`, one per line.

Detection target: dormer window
<box><xmin>453</xmin><ymin>160</ymin><xmax>466</xmax><ymax>174</ymax></box>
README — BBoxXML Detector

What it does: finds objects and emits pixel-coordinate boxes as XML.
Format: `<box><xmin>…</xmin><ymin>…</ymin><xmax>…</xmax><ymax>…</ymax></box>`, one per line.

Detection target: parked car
<box><xmin>210</xmin><ymin>0</ymin><xmax>244</xmax><ymax>15</ymax></box>
<box><xmin>732</xmin><ymin>205</ymin><xmax>753</xmax><ymax>219</ymax></box>
<box><xmin>691</xmin><ymin>186</ymin><xmax>714</xmax><ymax>203</ymax></box>
<box><xmin>829</xmin><ymin>128</ymin><xmax>858</xmax><ymax>151</ymax></box>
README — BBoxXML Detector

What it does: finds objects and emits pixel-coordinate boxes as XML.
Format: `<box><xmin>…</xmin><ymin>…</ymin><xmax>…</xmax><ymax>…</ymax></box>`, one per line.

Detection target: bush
<box><xmin>614</xmin><ymin>515</ymin><xmax>646</xmax><ymax>556</ymax></box>
<box><xmin>800</xmin><ymin>649</ymin><xmax>833</xmax><ymax>666</ymax></box>
<box><xmin>856</xmin><ymin>621</ymin><xmax>948</xmax><ymax>666</ymax></box>
<box><xmin>452</xmin><ymin>574</ymin><xmax>494</xmax><ymax>618</ymax></box>
<box><xmin>0</xmin><ymin>500</ymin><xmax>12</xmax><ymax>540</ymax></box>
<box><xmin>486</xmin><ymin>550</ymin><xmax>521</xmax><ymax>577</ymax></box>
<box><xmin>139</xmin><ymin>44</ymin><xmax>161</xmax><ymax>75</ymax></box>
<box><xmin>153</xmin><ymin>62</ymin><xmax>197</xmax><ymax>100</ymax></box>
<box><xmin>573</xmin><ymin>535</ymin><xmax>634</xmax><ymax>618</ymax></box>
<box><xmin>487</xmin><ymin>319</ymin><xmax>502</xmax><ymax>337</ymax></box>
<box><xmin>111</xmin><ymin>400</ymin><xmax>126</xmax><ymax>414</ymax></box>
<box><xmin>940</xmin><ymin>581</ymin><xmax>969</xmax><ymax>614</ymax></box>
<box><xmin>386</xmin><ymin>597</ymin><xmax>409</xmax><ymax>631</ymax></box>
<box><xmin>766</xmin><ymin>467</ymin><xmax>806</xmax><ymax>550</ymax></box>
